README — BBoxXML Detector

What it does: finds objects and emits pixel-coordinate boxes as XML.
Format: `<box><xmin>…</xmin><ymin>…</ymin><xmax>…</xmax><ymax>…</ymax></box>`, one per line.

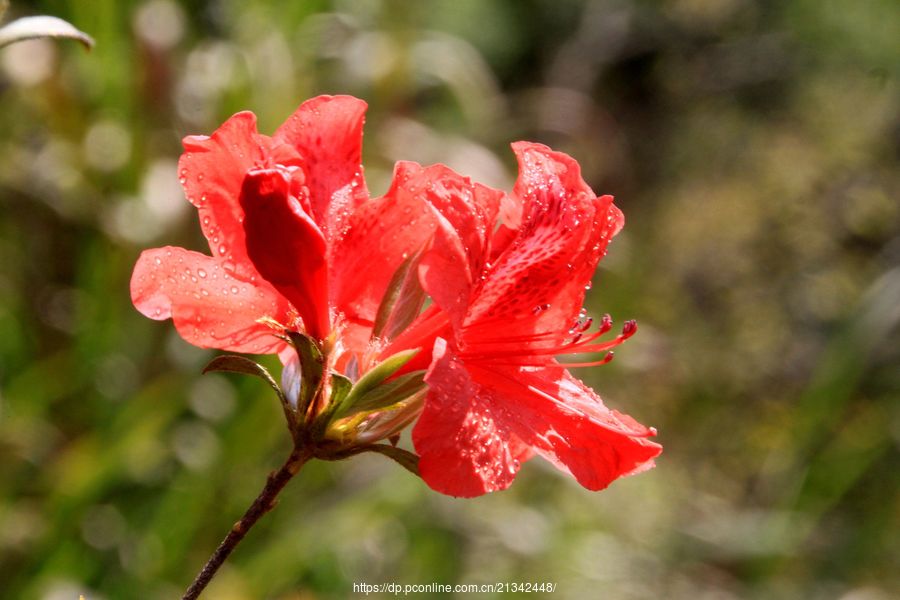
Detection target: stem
<box><xmin>182</xmin><ymin>446</ymin><xmax>311</xmax><ymax>600</ymax></box>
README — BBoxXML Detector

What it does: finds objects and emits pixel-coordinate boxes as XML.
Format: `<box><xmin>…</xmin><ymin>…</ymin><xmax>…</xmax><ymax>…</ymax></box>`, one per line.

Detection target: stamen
<box><xmin>462</xmin><ymin>317</ymin><xmax>636</xmax><ymax>366</ymax></box>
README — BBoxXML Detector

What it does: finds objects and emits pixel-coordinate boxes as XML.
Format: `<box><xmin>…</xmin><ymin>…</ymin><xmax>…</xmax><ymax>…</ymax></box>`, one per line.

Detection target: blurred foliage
<box><xmin>1</xmin><ymin>1</ymin><xmax>898</xmax><ymax>599</ymax></box>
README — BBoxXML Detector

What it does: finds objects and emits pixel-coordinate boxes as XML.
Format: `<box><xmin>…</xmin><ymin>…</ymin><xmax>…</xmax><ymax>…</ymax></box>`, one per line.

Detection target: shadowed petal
<box><xmin>130</xmin><ymin>246</ymin><xmax>289</xmax><ymax>354</ymax></box>
<box><xmin>407</xmin><ymin>163</ymin><xmax>503</xmax><ymax>330</ymax></box>
<box><xmin>329</xmin><ymin>162</ymin><xmax>437</xmax><ymax>340</ymax></box>
<box><xmin>274</xmin><ymin>95</ymin><xmax>369</xmax><ymax>242</ymax></box>
<box><xmin>240</xmin><ymin>169</ymin><xmax>330</xmax><ymax>340</ymax></box>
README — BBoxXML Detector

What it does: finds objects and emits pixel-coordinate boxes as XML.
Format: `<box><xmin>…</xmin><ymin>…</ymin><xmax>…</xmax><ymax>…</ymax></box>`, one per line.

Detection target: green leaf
<box><xmin>0</xmin><ymin>16</ymin><xmax>94</xmax><ymax>49</ymax></box>
<box><xmin>371</xmin><ymin>249</ymin><xmax>427</xmax><ymax>341</ymax></box>
<box><xmin>286</xmin><ymin>331</ymin><xmax>325</xmax><ymax>418</ymax></box>
<box><xmin>202</xmin><ymin>355</ymin><xmax>286</xmax><ymax>407</ymax></box>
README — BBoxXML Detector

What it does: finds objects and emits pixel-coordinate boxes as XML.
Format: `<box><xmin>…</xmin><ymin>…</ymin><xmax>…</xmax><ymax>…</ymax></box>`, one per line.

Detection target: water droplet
<box><xmin>198</xmin><ymin>269</ymin><xmax>207</xmax><ymax>278</ymax></box>
<box><xmin>531</xmin><ymin>303</ymin><xmax>551</xmax><ymax>315</ymax></box>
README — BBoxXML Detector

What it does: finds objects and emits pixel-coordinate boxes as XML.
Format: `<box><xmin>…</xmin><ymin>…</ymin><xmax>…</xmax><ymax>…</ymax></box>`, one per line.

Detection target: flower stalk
<box><xmin>182</xmin><ymin>446</ymin><xmax>312</xmax><ymax>600</ymax></box>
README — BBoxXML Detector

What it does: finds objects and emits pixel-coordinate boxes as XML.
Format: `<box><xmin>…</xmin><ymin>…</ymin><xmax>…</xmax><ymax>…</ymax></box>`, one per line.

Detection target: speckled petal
<box><xmin>274</xmin><ymin>95</ymin><xmax>369</xmax><ymax>242</ymax></box>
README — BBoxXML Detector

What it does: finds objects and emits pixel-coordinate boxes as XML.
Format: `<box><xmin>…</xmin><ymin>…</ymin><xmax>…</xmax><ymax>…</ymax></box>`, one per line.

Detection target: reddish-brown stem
<box><xmin>181</xmin><ymin>447</ymin><xmax>311</xmax><ymax>600</ymax></box>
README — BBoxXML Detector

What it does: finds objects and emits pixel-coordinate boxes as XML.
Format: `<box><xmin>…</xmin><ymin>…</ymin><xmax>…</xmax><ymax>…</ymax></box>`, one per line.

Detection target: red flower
<box><xmin>130</xmin><ymin>96</ymin><xmax>434</xmax><ymax>354</ymax></box>
<box><xmin>391</xmin><ymin>142</ymin><xmax>661</xmax><ymax>497</ymax></box>
<box><xmin>130</xmin><ymin>95</ymin><xmax>660</xmax><ymax>496</ymax></box>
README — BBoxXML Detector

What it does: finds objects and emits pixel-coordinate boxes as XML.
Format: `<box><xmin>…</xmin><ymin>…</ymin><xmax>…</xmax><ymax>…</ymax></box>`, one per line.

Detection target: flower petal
<box><xmin>130</xmin><ymin>246</ymin><xmax>290</xmax><ymax>354</ymax></box>
<box><xmin>465</xmin><ymin>142</ymin><xmax>618</xmax><ymax>342</ymax></box>
<box><xmin>411</xmin><ymin>163</ymin><xmax>503</xmax><ymax>329</ymax></box>
<box><xmin>471</xmin><ymin>365</ymin><xmax>661</xmax><ymax>491</ymax></box>
<box><xmin>329</xmin><ymin>162</ymin><xmax>437</xmax><ymax>341</ymax></box>
<box><xmin>179</xmin><ymin>112</ymin><xmax>291</xmax><ymax>280</ymax></box>
<box><xmin>274</xmin><ymin>95</ymin><xmax>369</xmax><ymax>242</ymax></box>
<box><xmin>413</xmin><ymin>339</ymin><xmax>530</xmax><ymax>497</ymax></box>
<box><xmin>240</xmin><ymin>168</ymin><xmax>330</xmax><ymax>339</ymax></box>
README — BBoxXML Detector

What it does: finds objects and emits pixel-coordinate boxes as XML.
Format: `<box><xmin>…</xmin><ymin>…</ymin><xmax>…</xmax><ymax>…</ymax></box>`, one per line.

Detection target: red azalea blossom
<box><xmin>130</xmin><ymin>95</ymin><xmax>433</xmax><ymax>358</ymax></box>
<box><xmin>385</xmin><ymin>142</ymin><xmax>661</xmax><ymax>497</ymax></box>
<box><xmin>130</xmin><ymin>95</ymin><xmax>660</xmax><ymax>497</ymax></box>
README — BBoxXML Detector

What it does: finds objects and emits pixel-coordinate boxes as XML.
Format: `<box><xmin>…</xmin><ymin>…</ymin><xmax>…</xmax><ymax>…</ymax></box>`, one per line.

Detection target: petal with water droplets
<box><xmin>471</xmin><ymin>365</ymin><xmax>661</xmax><ymax>491</ymax></box>
<box><xmin>465</xmin><ymin>143</ymin><xmax>619</xmax><ymax>344</ymax></box>
<box><xmin>274</xmin><ymin>95</ymin><xmax>369</xmax><ymax>242</ymax></box>
<box><xmin>413</xmin><ymin>339</ymin><xmax>531</xmax><ymax>497</ymax></box>
<box><xmin>179</xmin><ymin>111</ymin><xmax>299</xmax><ymax>280</ymax></box>
<box><xmin>131</xmin><ymin>246</ymin><xmax>290</xmax><ymax>354</ymax></box>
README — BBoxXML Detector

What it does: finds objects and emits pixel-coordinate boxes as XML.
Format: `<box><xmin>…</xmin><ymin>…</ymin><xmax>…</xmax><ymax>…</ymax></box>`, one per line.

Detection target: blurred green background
<box><xmin>1</xmin><ymin>1</ymin><xmax>898</xmax><ymax>598</ymax></box>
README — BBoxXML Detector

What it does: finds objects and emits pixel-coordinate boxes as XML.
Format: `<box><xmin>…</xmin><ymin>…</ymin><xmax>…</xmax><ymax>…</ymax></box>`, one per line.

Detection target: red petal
<box><xmin>130</xmin><ymin>246</ymin><xmax>290</xmax><ymax>354</ymax></box>
<box><xmin>464</xmin><ymin>142</ymin><xmax>617</xmax><ymax>344</ymax></box>
<box><xmin>419</xmin><ymin>216</ymin><xmax>472</xmax><ymax>330</ymax></box>
<box><xmin>329</xmin><ymin>162</ymin><xmax>437</xmax><ymax>340</ymax></box>
<box><xmin>471</xmin><ymin>365</ymin><xmax>661</xmax><ymax>491</ymax></box>
<box><xmin>379</xmin><ymin>162</ymin><xmax>502</xmax><ymax>330</ymax></box>
<box><xmin>179</xmin><ymin>112</ymin><xmax>291</xmax><ymax>280</ymax></box>
<box><xmin>413</xmin><ymin>339</ymin><xmax>530</xmax><ymax>497</ymax></box>
<box><xmin>274</xmin><ymin>95</ymin><xmax>369</xmax><ymax>242</ymax></box>
<box><xmin>240</xmin><ymin>169</ymin><xmax>330</xmax><ymax>339</ymax></box>
<box><xmin>490</xmin><ymin>189</ymin><xmax>523</xmax><ymax>259</ymax></box>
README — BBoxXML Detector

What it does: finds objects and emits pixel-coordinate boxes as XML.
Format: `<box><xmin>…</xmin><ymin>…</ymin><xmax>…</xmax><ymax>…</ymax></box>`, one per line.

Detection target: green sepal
<box><xmin>329</xmin><ymin>372</ymin><xmax>353</xmax><ymax>408</ymax></box>
<box><xmin>286</xmin><ymin>331</ymin><xmax>325</xmax><ymax>419</ymax></box>
<box><xmin>332</xmin><ymin>349</ymin><xmax>420</xmax><ymax>417</ymax></box>
<box><xmin>335</xmin><ymin>371</ymin><xmax>426</xmax><ymax>420</ymax></box>
<box><xmin>309</xmin><ymin>371</ymin><xmax>351</xmax><ymax>440</ymax></box>
<box><xmin>371</xmin><ymin>249</ymin><xmax>426</xmax><ymax>341</ymax></box>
